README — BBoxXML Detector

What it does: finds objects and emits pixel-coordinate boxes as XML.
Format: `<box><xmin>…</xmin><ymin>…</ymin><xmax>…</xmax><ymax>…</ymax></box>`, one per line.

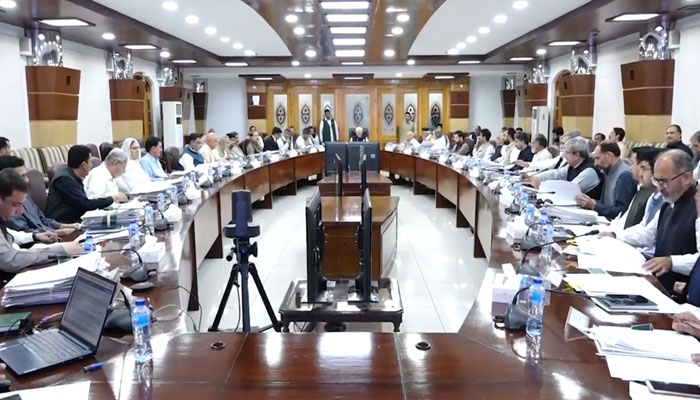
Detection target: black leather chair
<box><xmin>26</xmin><ymin>169</ymin><xmax>48</xmax><ymax>212</ymax></box>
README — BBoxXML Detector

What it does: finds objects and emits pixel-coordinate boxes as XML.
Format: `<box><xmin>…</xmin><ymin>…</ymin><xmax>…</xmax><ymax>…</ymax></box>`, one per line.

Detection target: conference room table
<box><xmin>0</xmin><ymin>150</ymin><xmax>674</xmax><ymax>399</ymax></box>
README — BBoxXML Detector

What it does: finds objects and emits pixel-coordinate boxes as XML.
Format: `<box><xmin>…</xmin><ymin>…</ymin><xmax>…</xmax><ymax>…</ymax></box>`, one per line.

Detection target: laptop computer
<box><xmin>0</xmin><ymin>268</ymin><xmax>118</xmax><ymax>376</ymax></box>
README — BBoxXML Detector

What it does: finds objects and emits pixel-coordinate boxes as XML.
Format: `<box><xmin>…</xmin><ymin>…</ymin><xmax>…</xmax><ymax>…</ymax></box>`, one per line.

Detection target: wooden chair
<box><xmin>26</xmin><ymin>169</ymin><xmax>48</xmax><ymax>212</ymax></box>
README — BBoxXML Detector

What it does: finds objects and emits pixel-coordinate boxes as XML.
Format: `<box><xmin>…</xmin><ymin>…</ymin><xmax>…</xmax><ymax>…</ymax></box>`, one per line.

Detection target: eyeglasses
<box><xmin>651</xmin><ymin>171</ymin><xmax>689</xmax><ymax>188</ymax></box>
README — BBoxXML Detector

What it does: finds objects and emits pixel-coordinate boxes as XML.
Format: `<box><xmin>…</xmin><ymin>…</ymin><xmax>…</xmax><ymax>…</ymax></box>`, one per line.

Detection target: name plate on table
<box><xmin>438</xmin><ymin>154</ymin><xmax>449</xmax><ymax>163</ymax></box>
<box><xmin>250</xmin><ymin>160</ymin><xmax>262</xmax><ymax>168</ymax></box>
<box><xmin>288</xmin><ymin>150</ymin><xmax>298</xmax><ymax>157</ymax></box>
<box><xmin>420</xmin><ymin>153</ymin><xmax>430</xmax><ymax>159</ymax></box>
<box><xmin>565</xmin><ymin>307</ymin><xmax>591</xmax><ymax>342</ymax></box>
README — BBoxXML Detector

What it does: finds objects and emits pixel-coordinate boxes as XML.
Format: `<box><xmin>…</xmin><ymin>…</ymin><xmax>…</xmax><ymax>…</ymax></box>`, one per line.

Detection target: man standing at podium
<box><xmin>320</xmin><ymin>107</ymin><xmax>339</xmax><ymax>143</ymax></box>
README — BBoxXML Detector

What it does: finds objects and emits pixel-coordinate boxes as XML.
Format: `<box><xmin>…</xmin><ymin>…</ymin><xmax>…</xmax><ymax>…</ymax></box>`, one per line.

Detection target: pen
<box><xmin>83</xmin><ymin>362</ymin><xmax>103</xmax><ymax>373</ymax></box>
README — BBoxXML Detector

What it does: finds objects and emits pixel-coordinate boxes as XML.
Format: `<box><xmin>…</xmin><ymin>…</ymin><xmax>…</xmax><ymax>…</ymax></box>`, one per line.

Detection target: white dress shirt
<box><xmin>694</xmin><ymin>162</ymin><xmax>700</xmax><ymax>181</ymax></box>
<box><xmin>525</xmin><ymin>155</ymin><xmax>566</xmax><ymax>172</ymax></box>
<box><xmin>8</xmin><ymin>228</ymin><xmax>33</xmax><ymax>246</ymax></box>
<box><xmin>430</xmin><ymin>135</ymin><xmax>449</xmax><ymax>151</ymax></box>
<box><xmin>120</xmin><ymin>159</ymin><xmax>152</xmax><ymax>193</ymax></box>
<box><xmin>84</xmin><ymin>164</ymin><xmax>119</xmax><ymax>199</ymax></box>
<box><xmin>276</xmin><ymin>137</ymin><xmax>288</xmax><ymax>152</ymax></box>
<box><xmin>616</xmin><ymin>208</ymin><xmax>700</xmax><ymax>276</ymax></box>
<box><xmin>405</xmin><ymin>138</ymin><xmax>420</xmax><ymax>148</ymax></box>
<box><xmin>532</xmin><ymin>149</ymin><xmax>553</xmax><ymax>162</ymax></box>
<box><xmin>474</xmin><ymin>143</ymin><xmax>495</xmax><ymax>160</ymax></box>
<box><xmin>296</xmin><ymin>135</ymin><xmax>312</xmax><ymax>149</ymax></box>
<box><xmin>501</xmin><ymin>143</ymin><xmax>520</xmax><ymax>165</ymax></box>
<box><xmin>610</xmin><ymin>191</ymin><xmax>663</xmax><ymax>258</ymax></box>
<box><xmin>200</xmin><ymin>143</ymin><xmax>221</xmax><ymax>164</ymax></box>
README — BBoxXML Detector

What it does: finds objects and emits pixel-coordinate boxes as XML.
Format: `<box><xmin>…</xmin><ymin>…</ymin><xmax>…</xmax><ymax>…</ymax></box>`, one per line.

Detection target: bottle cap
<box><xmin>533</xmin><ymin>278</ymin><xmax>543</xmax><ymax>284</ymax></box>
<box><xmin>135</xmin><ymin>298</ymin><xmax>147</xmax><ymax>306</ymax></box>
<box><xmin>86</xmin><ymin>235</ymin><xmax>93</xmax><ymax>240</ymax></box>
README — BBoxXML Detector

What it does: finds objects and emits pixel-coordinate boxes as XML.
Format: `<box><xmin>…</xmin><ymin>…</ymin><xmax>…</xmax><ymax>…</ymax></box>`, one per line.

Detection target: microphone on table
<box><xmin>517</xmin><ymin>230</ymin><xmax>599</xmax><ymax>276</ymax></box>
<box><xmin>154</xmin><ymin>209</ymin><xmax>170</xmax><ymax>232</ymax></box>
<box><xmin>50</xmin><ymin>248</ymin><xmax>150</xmax><ymax>282</ymax></box>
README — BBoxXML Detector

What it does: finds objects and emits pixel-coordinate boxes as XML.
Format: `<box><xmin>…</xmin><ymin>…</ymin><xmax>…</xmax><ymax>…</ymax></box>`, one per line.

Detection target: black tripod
<box><xmin>209</xmin><ymin>190</ymin><xmax>280</xmax><ymax>333</ymax></box>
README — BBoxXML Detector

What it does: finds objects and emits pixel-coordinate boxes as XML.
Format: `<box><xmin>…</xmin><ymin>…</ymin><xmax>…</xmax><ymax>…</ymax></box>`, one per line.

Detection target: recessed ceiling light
<box><xmin>536</xmin><ymin>48</ymin><xmax>547</xmax><ymax>55</ymax></box>
<box><xmin>510</xmin><ymin>56</ymin><xmax>534</xmax><ymax>61</ymax></box>
<box><xmin>330</xmin><ymin>26</ymin><xmax>367</xmax><ymax>34</ymax></box>
<box><xmin>384</xmin><ymin>49</ymin><xmax>396</xmax><ymax>57</ymax></box>
<box><xmin>244</xmin><ymin>49</ymin><xmax>256</xmax><ymax>56</ymax></box>
<box><xmin>160</xmin><ymin>51</ymin><xmax>171</xmax><ymax>58</ymax></box>
<box><xmin>220</xmin><ymin>36</ymin><xmax>231</xmax><ymax>43</ymax></box>
<box><xmin>547</xmin><ymin>40</ymin><xmax>583</xmax><ymax>46</ymax></box>
<box><xmin>493</xmin><ymin>14</ymin><xmax>508</xmax><ymax>23</ymax></box>
<box><xmin>185</xmin><ymin>15</ymin><xmax>199</xmax><ymax>24</ymax></box>
<box><xmin>434</xmin><ymin>75</ymin><xmax>455</xmax><ymax>80</ymax></box>
<box><xmin>291</xmin><ymin>60</ymin><xmax>300</xmax><ymax>66</ymax></box>
<box><xmin>341</xmin><ymin>61</ymin><xmax>364</xmax><ymax>65</ymax></box>
<box><xmin>447</xmin><ymin>48</ymin><xmax>459</xmax><ymax>55</ymax></box>
<box><xmin>326</xmin><ymin>14</ymin><xmax>369</xmax><ymax>22</ymax></box>
<box><xmin>513</xmin><ymin>1</ymin><xmax>528</xmax><ymax>10</ymax></box>
<box><xmin>123</xmin><ymin>44</ymin><xmax>158</xmax><ymax>50</ymax></box>
<box><xmin>320</xmin><ymin>1</ymin><xmax>369</xmax><ymax>10</ymax></box>
<box><xmin>253</xmin><ymin>77</ymin><xmax>273</xmax><ymax>81</ymax></box>
<box><xmin>344</xmin><ymin>77</ymin><xmax>363</xmax><ymax>80</ymax></box>
<box><xmin>466</xmin><ymin>35</ymin><xmax>477</xmax><ymax>43</ymax></box>
<box><xmin>458</xmin><ymin>60</ymin><xmax>482</xmax><ymax>64</ymax></box>
<box><xmin>611</xmin><ymin>13</ymin><xmax>659</xmax><ymax>22</ymax></box>
<box><xmin>172</xmin><ymin>59</ymin><xmax>197</xmax><ymax>64</ymax></box>
<box><xmin>38</xmin><ymin>18</ymin><xmax>92</xmax><ymax>27</ymax></box>
<box><xmin>386</xmin><ymin>34</ymin><xmax>395</xmax><ymax>37</ymax></box>
<box><xmin>205</xmin><ymin>26</ymin><xmax>217</xmax><ymax>35</ymax></box>
<box><xmin>391</xmin><ymin>27</ymin><xmax>404</xmax><ymax>35</ymax></box>
<box><xmin>305</xmin><ymin>49</ymin><xmax>317</xmax><ymax>58</ymax></box>
<box><xmin>386</xmin><ymin>6</ymin><xmax>407</xmax><ymax>13</ymax></box>
<box><xmin>397</xmin><ymin>14</ymin><xmax>410</xmax><ymax>22</ymax></box>
<box><xmin>0</xmin><ymin>0</ymin><xmax>17</xmax><ymax>9</ymax></box>
<box><xmin>456</xmin><ymin>42</ymin><xmax>466</xmax><ymax>49</ymax></box>
<box><xmin>395</xmin><ymin>72</ymin><xmax>403</xmax><ymax>77</ymax></box>
<box><xmin>333</xmin><ymin>38</ymin><xmax>366</xmax><ymax>46</ymax></box>
<box><xmin>336</xmin><ymin>49</ymin><xmax>366</xmax><ymax>57</ymax></box>
<box><xmin>654</xmin><ymin>25</ymin><xmax>664</xmax><ymax>32</ymax></box>
<box><xmin>294</xmin><ymin>26</ymin><xmax>306</xmax><ymax>35</ymax></box>
<box><xmin>478</xmin><ymin>26</ymin><xmax>490</xmax><ymax>34</ymax></box>
<box><xmin>233</xmin><ymin>42</ymin><xmax>243</xmax><ymax>49</ymax></box>
<box><xmin>225</xmin><ymin>62</ymin><xmax>248</xmax><ymax>67</ymax></box>
<box><xmin>162</xmin><ymin>1</ymin><xmax>178</xmax><ymax>11</ymax></box>
<box><xmin>37</xmin><ymin>33</ymin><xmax>45</xmax><ymax>41</ymax></box>
<box><xmin>285</xmin><ymin>14</ymin><xmax>298</xmax><ymax>23</ymax></box>
<box><xmin>406</xmin><ymin>59</ymin><xmax>415</xmax><ymax>65</ymax></box>
<box><xmin>304</xmin><ymin>73</ymin><xmax>311</xmax><ymax>78</ymax></box>
<box><xmin>102</xmin><ymin>32</ymin><xmax>115</xmax><ymax>40</ymax></box>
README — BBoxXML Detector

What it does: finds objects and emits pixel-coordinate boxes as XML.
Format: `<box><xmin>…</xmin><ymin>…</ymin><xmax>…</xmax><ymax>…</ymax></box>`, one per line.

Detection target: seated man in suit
<box><xmin>529</xmin><ymin>136</ymin><xmax>603</xmax><ymax>200</ymax></box>
<box><xmin>0</xmin><ymin>169</ymin><xmax>82</xmax><ymax>275</ymax></box>
<box><xmin>530</xmin><ymin>134</ymin><xmax>552</xmax><ymax>163</ymax></box>
<box><xmin>611</xmin><ymin>149</ymin><xmax>699</xmax><ymax>292</ymax></box>
<box><xmin>180</xmin><ymin>133</ymin><xmax>205</xmax><ymax>171</ymax></box>
<box><xmin>0</xmin><ymin>156</ymin><xmax>79</xmax><ymax>239</ymax></box>
<box><xmin>46</xmin><ymin>145</ymin><xmax>126</xmax><ymax>223</ymax></box>
<box><xmin>350</xmin><ymin>126</ymin><xmax>369</xmax><ymax>142</ymax></box>
<box><xmin>513</xmin><ymin>132</ymin><xmax>534</xmax><ymax>163</ymax></box>
<box><xmin>666</xmin><ymin>124</ymin><xmax>693</xmax><ymax>157</ymax></box>
<box><xmin>576</xmin><ymin>141</ymin><xmax>636</xmax><ymax>220</ymax></box>
<box><xmin>84</xmin><ymin>148</ymin><xmax>128</xmax><ymax>199</ymax></box>
<box><xmin>263</xmin><ymin>127</ymin><xmax>283</xmax><ymax>152</ymax></box>
<box><xmin>226</xmin><ymin>132</ymin><xmax>245</xmax><ymax>157</ymax></box>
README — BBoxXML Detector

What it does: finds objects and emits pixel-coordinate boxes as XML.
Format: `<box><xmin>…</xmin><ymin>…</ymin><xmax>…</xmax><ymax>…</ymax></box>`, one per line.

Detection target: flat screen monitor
<box><xmin>305</xmin><ymin>188</ymin><xmax>326</xmax><ymax>303</ymax></box>
<box><xmin>348</xmin><ymin>142</ymin><xmax>380</xmax><ymax>172</ymax></box>
<box><xmin>360</xmin><ymin>154</ymin><xmax>367</xmax><ymax>196</ymax></box>
<box><xmin>335</xmin><ymin>154</ymin><xmax>344</xmax><ymax>197</ymax></box>
<box><xmin>324</xmin><ymin>142</ymin><xmax>347</xmax><ymax>176</ymax></box>
<box><xmin>358</xmin><ymin>189</ymin><xmax>373</xmax><ymax>302</ymax></box>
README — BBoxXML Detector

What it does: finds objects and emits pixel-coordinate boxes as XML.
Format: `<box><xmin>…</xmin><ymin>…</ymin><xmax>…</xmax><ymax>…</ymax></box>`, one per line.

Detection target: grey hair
<box><xmin>658</xmin><ymin>149</ymin><xmax>694</xmax><ymax>174</ymax></box>
<box><xmin>690</xmin><ymin>130</ymin><xmax>700</xmax><ymax>144</ymax></box>
<box><xmin>565</xmin><ymin>137</ymin><xmax>590</xmax><ymax>158</ymax></box>
<box><xmin>560</xmin><ymin>130</ymin><xmax>582</xmax><ymax>144</ymax></box>
<box><xmin>104</xmin><ymin>148</ymin><xmax>128</xmax><ymax>165</ymax></box>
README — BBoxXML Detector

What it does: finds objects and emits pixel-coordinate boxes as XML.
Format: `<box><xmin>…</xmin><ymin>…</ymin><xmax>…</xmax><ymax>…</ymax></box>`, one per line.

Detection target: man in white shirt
<box><xmin>500</xmin><ymin>128</ymin><xmax>520</xmax><ymax>165</ymax></box>
<box><xmin>473</xmin><ymin>129</ymin><xmax>495</xmax><ymax>160</ymax></box>
<box><xmin>531</xmin><ymin>134</ymin><xmax>552</xmax><ymax>162</ymax></box>
<box><xmin>609</xmin><ymin>127</ymin><xmax>629</xmax><ymax>159</ymax></box>
<box><xmin>200</xmin><ymin>132</ymin><xmax>221</xmax><ymax>164</ymax></box>
<box><xmin>430</xmin><ymin>130</ymin><xmax>449</xmax><ymax>151</ymax></box>
<box><xmin>84</xmin><ymin>148</ymin><xmax>128</xmax><ymax>199</ymax></box>
<box><xmin>403</xmin><ymin>131</ymin><xmax>419</xmax><ymax>148</ymax></box>
<box><xmin>319</xmin><ymin>109</ymin><xmax>339</xmax><ymax>142</ymax></box>
<box><xmin>521</xmin><ymin>130</ymin><xmax>581</xmax><ymax>172</ymax></box>
<box><xmin>296</xmin><ymin>127</ymin><xmax>314</xmax><ymax>149</ymax></box>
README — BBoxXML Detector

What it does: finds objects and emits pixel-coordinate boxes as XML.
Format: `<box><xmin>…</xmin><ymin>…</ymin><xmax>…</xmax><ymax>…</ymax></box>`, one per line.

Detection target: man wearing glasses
<box><xmin>611</xmin><ymin>149</ymin><xmax>699</xmax><ymax>292</ymax></box>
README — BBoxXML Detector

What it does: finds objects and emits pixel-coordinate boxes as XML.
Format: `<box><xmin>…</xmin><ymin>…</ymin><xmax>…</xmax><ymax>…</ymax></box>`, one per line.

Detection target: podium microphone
<box><xmin>517</xmin><ymin>230</ymin><xmax>599</xmax><ymax>276</ymax></box>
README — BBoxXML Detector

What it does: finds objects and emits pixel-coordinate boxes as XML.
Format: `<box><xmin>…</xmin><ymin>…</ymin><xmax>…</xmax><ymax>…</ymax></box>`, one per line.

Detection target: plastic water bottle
<box><xmin>524</xmin><ymin>203</ymin><xmax>536</xmax><ymax>226</ymax></box>
<box><xmin>144</xmin><ymin>203</ymin><xmax>154</xmax><ymax>232</ymax></box>
<box><xmin>157</xmin><ymin>193</ymin><xmax>166</xmax><ymax>212</ymax></box>
<box><xmin>513</xmin><ymin>182</ymin><xmax>521</xmax><ymax>205</ymax></box>
<box><xmin>533</xmin><ymin>212</ymin><xmax>548</xmax><ymax>244</ymax></box>
<box><xmin>526</xmin><ymin>278</ymin><xmax>545</xmax><ymax>358</ymax></box>
<box><xmin>129</xmin><ymin>220</ymin><xmax>141</xmax><ymax>250</ymax></box>
<box><xmin>131</xmin><ymin>298</ymin><xmax>153</xmax><ymax>364</ymax></box>
<box><xmin>520</xmin><ymin>192</ymin><xmax>529</xmax><ymax>211</ymax></box>
<box><xmin>169</xmin><ymin>185</ymin><xmax>177</xmax><ymax>206</ymax></box>
<box><xmin>540</xmin><ymin>222</ymin><xmax>555</xmax><ymax>263</ymax></box>
<box><xmin>207</xmin><ymin>166</ymin><xmax>214</xmax><ymax>182</ymax></box>
<box><xmin>190</xmin><ymin>171</ymin><xmax>198</xmax><ymax>188</ymax></box>
<box><xmin>182</xmin><ymin>175</ymin><xmax>190</xmax><ymax>191</ymax></box>
<box><xmin>83</xmin><ymin>235</ymin><xmax>95</xmax><ymax>252</ymax></box>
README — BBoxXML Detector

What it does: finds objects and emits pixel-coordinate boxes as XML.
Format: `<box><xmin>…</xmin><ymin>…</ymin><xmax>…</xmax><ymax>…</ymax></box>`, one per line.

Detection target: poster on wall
<box><xmin>273</xmin><ymin>94</ymin><xmax>288</xmax><ymax>130</ymax></box>
<box><xmin>381</xmin><ymin>93</ymin><xmax>396</xmax><ymax>135</ymax></box>
<box><xmin>428</xmin><ymin>93</ymin><xmax>443</xmax><ymax>129</ymax></box>
<box><xmin>320</xmin><ymin>93</ymin><xmax>335</xmax><ymax>120</ymax></box>
<box><xmin>298</xmin><ymin>94</ymin><xmax>313</xmax><ymax>129</ymax></box>
<box><xmin>403</xmin><ymin>93</ymin><xmax>417</xmax><ymax>136</ymax></box>
<box><xmin>345</xmin><ymin>94</ymin><xmax>371</xmax><ymax>135</ymax></box>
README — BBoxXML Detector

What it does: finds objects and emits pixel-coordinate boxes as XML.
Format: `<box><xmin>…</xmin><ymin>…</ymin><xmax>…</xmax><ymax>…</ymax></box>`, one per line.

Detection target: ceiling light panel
<box><xmin>335</xmin><ymin>49</ymin><xmax>366</xmax><ymax>57</ymax></box>
<box><xmin>611</xmin><ymin>13</ymin><xmax>659</xmax><ymax>22</ymax></box>
<box><xmin>326</xmin><ymin>14</ymin><xmax>369</xmax><ymax>23</ymax></box>
<box><xmin>320</xmin><ymin>1</ymin><xmax>369</xmax><ymax>10</ymax></box>
<box><xmin>330</xmin><ymin>26</ymin><xmax>367</xmax><ymax>34</ymax></box>
<box><xmin>172</xmin><ymin>59</ymin><xmax>197</xmax><ymax>64</ymax></box>
<box><xmin>162</xmin><ymin>1</ymin><xmax>178</xmax><ymax>11</ymax></box>
<box><xmin>332</xmin><ymin>38</ymin><xmax>366</xmax><ymax>46</ymax></box>
<box><xmin>458</xmin><ymin>60</ymin><xmax>481</xmax><ymax>64</ymax></box>
<box><xmin>253</xmin><ymin>77</ymin><xmax>273</xmax><ymax>81</ymax></box>
<box><xmin>342</xmin><ymin>61</ymin><xmax>364</xmax><ymax>65</ymax></box>
<box><xmin>547</xmin><ymin>40</ymin><xmax>583</xmax><ymax>46</ymax></box>
<box><xmin>225</xmin><ymin>62</ymin><xmax>248</xmax><ymax>66</ymax></box>
<box><xmin>510</xmin><ymin>56</ymin><xmax>533</xmax><ymax>61</ymax></box>
<box><xmin>123</xmin><ymin>44</ymin><xmax>158</xmax><ymax>50</ymax></box>
<box><xmin>434</xmin><ymin>75</ymin><xmax>454</xmax><ymax>80</ymax></box>
<box><xmin>38</xmin><ymin>18</ymin><xmax>92</xmax><ymax>27</ymax></box>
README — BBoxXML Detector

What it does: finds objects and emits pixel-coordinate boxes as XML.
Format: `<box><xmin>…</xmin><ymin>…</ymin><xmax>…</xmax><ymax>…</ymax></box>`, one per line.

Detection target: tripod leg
<box><xmin>208</xmin><ymin>264</ymin><xmax>239</xmax><ymax>332</ymax></box>
<box><xmin>249</xmin><ymin>263</ymin><xmax>281</xmax><ymax>332</ymax></box>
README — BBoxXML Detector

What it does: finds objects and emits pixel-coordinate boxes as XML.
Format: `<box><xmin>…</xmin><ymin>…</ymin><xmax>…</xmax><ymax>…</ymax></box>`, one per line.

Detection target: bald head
<box><xmin>205</xmin><ymin>132</ymin><xmax>218</xmax><ymax>149</ymax></box>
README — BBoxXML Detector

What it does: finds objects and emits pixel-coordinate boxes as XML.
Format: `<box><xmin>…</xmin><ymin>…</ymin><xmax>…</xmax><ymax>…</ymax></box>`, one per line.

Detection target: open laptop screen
<box><xmin>60</xmin><ymin>269</ymin><xmax>117</xmax><ymax>349</ymax></box>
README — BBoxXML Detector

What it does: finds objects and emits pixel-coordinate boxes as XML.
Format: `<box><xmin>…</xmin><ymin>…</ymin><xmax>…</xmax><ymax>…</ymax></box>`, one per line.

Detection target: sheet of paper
<box><xmin>0</xmin><ymin>381</ymin><xmax>90</xmax><ymax>400</ymax></box>
<box><xmin>5</xmin><ymin>252</ymin><xmax>100</xmax><ymax>289</ymax></box>
<box><xmin>591</xmin><ymin>326</ymin><xmax>700</xmax><ymax>363</ymax></box>
<box><xmin>607</xmin><ymin>356</ymin><xmax>700</xmax><ymax>385</ymax></box>
<box><xmin>575</xmin><ymin>236</ymin><xmax>648</xmax><ymax>274</ymax></box>
<box><xmin>538</xmin><ymin>180</ymin><xmax>581</xmax><ymax>205</ymax></box>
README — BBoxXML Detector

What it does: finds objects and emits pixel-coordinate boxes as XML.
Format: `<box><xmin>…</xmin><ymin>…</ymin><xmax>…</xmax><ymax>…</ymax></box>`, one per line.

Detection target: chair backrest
<box><xmin>241</xmin><ymin>139</ymin><xmax>251</xmax><ymax>155</ymax></box>
<box><xmin>38</xmin><ymin>146</ymin><xmax>67</xmax><ymax>175</ymax></box>
<box><xmin>99</xmin><ymin>142</ymin><xmax>113</xmax><ymax>161</ymax></box>
<box><xmin>58</xmin><ymin>145</ymin><xmax>71</xmax><ymax>161</ymax></box>
<box><xmin>26</xmin><ymin>169</ymin><xmax>48</xmax><ymax>212</ymax></box>
<box><xmin>87</xmin><ymin>143</ymin><xmax>100</xmax><ymax>159</ymax></box>
<box><xmin>547</xmin><ymin>146</ymin><xmax>560</xmax><ymax>158</ymax></box>
<box><xmin>165</xmin><ymin>146</ymin><xmax>181</xmax><ymax>172</ymax></box>
<box><xmin>90</xmin><ymin>156</ymin><xmax>102</xmax><ymax>169</ymax></box>
<box><xmin>14</xmin><ymin>147</ymin><xmax>45</xmax><ymax>175</ymax></box>
<box><xmin>48</xmin><ymin>162</ymin><xmax>67</xmax><ymax>184</ymax></box>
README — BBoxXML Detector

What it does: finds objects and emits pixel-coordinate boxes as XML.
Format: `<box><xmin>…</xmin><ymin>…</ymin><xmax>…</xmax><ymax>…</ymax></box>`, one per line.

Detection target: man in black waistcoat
<box><xmin>615</xmin><ymin>149</ymin><xmax>699</xmax><ymax>292</ymax></box>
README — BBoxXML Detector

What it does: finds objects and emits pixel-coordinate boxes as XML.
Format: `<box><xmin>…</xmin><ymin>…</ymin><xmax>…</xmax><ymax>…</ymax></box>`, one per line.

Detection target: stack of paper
<box><xmin>538</xmin><ymin>181</ymin><xmax>581</xmax><ymax>206</ymax></box>
<box><xmin>80</xmin><ymin>207</ymin><xmax>143</xmax><ymax>230</ymax></box>
<box><xmin>0</xmin><ymin>381</ymin><xmax>90</xmax><ymax>400</ymax></box>
<box><xmin>546</xmin><ymin>205</ymin><xmax>599</xmax><ymax>224</ymax></box>
<box><xmin>575</xmin><ymin>236</ymin><xmax>648</xmax><ymax>274</ymax></box>
<box><xmin>1</xmin><ymin>253</ymin><xmax>102</xmax><ymax>307</ymax></box>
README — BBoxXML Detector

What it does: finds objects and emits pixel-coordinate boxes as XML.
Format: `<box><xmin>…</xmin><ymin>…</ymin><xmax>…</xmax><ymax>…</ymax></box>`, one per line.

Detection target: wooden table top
<box><xmin>318</xmin><ymin>171</ymin><xmax>392</xmax><ymax>185</ymax></box>
<box><xmin>321</xmin><ymin>196</ymin><xmax>399</xmax><ymax>226</ymax></box>
<box><xmin>0</xmin><ymin>150</ymin><xmax>678</xmax><ymax>399</ymax></box>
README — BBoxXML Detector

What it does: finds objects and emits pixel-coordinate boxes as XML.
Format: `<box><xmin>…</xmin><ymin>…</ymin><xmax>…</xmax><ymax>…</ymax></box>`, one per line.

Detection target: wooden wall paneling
<box><xmin>560</xmin><ymin>75</ymin><xmax>595</xmax><ymax>137</ymax></box>
<box><xmin>26</xmin><ymin>66</ymin><xmax>81</xmax><ymax>146</ymax></box>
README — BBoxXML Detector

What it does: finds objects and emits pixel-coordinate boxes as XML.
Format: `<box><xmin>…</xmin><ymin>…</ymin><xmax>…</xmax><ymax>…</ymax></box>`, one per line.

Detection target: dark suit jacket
<box><xmin>45</xmin><ymin>167</ymin><xmax>113</xmax><ymax>223</ymax></box>
<box><xmin>517</xmin><ymin>146</ymin><xmax>534</xmax><ymax>162</ymax></box>
<box><xmin>263</xmin><ymin>135</ymin><xmax>279</xmax><ymax>152</ymax></box>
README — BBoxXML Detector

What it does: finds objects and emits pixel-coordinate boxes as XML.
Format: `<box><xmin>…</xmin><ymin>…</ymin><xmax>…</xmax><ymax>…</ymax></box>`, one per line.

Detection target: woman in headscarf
<box><xmin>119</xmin><ymin>138</ymin><xmax>152</xmax><ymax>192</ymax></box>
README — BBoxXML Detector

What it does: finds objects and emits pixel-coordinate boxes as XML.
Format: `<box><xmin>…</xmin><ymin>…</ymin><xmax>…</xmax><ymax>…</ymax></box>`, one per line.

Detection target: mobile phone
<box><xmin>646</xmin><ymin>381</ymin><xmax>700</xmax><ymax>398</ymax></box>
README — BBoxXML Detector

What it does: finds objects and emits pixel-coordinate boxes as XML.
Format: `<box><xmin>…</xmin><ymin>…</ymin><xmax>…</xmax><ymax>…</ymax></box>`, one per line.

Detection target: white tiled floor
<box><xmin>191</xmin><ymin>183</ymin><xmax>488</xmax><ymax>333</ymax></box>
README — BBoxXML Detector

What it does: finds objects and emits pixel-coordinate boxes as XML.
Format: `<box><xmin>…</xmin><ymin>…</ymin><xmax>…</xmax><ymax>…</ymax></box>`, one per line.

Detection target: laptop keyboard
<box><xmin>21</xmin><ymin>330</ymin><xmax>88</xmax><ymax>364</ymax></box>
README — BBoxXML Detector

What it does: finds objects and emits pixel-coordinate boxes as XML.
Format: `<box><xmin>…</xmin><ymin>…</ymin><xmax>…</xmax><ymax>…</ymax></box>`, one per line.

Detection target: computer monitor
<box><xmin>335</xmin><ymin>154</ymin><xmax>344</xmax><ymax>197</ymax></box>
<box><xmin>360</xmin><ymin>154</ymin><xmax>367</xmax><ymax>196</ymax></box>
<box><xmin>347</xmin><ymin>142</ymin><xmax>380</xmax><ymax>172</ymax></box>
<box><xmin>324</xmin><ymin>142</ymin><xmax>347</xmax><ymax>176</ymax></box>
<box><xmin>355</xmin><ymin>188</ymin><xmax>373</xmax><ymax>302</ymax></box>
<box><xmin>305</xmin><ymin>188</ymin><xmax>326</xmax><ymax>303</ymax></box>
